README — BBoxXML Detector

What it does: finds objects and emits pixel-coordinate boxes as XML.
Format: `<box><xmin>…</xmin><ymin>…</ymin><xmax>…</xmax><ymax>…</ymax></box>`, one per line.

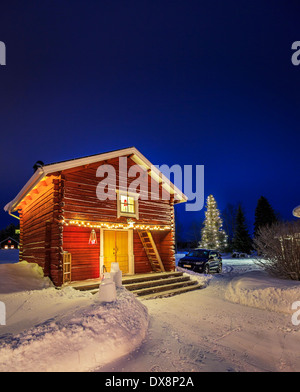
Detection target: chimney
<box><xmin>33</xmin><ymin>161</ymin><xmax>44</xmax><ymax>172</ymax></box>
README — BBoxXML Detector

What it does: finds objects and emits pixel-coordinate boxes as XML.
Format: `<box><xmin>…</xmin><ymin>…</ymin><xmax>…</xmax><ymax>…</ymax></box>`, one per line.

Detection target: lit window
<box><xmin>117</xmin><ymin>191</ymin><xmax>139</xmax><ymax>219</ymax></box>
<box><xmin>120</xmin><ymin>195</ymin><xmax>135</xmax><ymax>214</ymax></box>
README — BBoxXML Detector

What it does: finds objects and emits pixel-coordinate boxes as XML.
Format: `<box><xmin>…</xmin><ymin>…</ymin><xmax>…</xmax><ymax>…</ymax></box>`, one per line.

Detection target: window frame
<box><xmin>116</xmin><ymin>190</ymin><xmax>139</xmax><ymax>219</ymax></box>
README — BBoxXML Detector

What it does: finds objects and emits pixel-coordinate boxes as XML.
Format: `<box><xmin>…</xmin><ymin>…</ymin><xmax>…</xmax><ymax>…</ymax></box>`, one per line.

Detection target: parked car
<box><xmin>177</xmin><ymin>249</ymin><xmax>222</xmax><ymax>274</ymax></box>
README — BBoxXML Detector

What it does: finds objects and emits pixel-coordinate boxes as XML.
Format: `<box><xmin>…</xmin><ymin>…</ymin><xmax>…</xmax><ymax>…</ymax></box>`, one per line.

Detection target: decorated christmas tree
<box><xmin>199</xmin><ymin>194</ymin><xmax>228</xmax><ymax>251</ymax></box>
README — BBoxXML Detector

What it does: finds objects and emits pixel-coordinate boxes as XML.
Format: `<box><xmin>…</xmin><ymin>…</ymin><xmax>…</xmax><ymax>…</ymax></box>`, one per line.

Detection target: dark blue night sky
<box><xmin>0</xmin><ymin>1</ymin><xmax>299</xmax><ymax>237</ymax></box>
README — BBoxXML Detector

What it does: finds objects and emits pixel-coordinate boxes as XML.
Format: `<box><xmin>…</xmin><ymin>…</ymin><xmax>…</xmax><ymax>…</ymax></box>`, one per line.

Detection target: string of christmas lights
<box><xmin>61</xmin><ymin>219</ymin><xmax>172</xmax><ymax>231</ymax></box>
<box><xmin>199</xmin><ymin>194</ymin><xmax>228</xmax><ymax>251</ymax></box>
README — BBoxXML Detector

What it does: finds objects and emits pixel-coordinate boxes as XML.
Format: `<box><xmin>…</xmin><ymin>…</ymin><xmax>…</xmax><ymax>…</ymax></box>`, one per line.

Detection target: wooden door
<box><xmin>116</xmin><ymin>231</ymin><xmax>129</xmax><ymax>273</ymax></box>
<box><xmin>103</xmin><ymin>230</ymin><xmax>129</xmax><ymax>274</ymax></box>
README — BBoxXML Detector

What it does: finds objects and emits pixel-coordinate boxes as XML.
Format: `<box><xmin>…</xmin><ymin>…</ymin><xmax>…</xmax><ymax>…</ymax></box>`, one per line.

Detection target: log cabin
<box><xmin>4</xmin><ymin>147</ymin><xmax>187</xmax><ymax>286</ymax></box>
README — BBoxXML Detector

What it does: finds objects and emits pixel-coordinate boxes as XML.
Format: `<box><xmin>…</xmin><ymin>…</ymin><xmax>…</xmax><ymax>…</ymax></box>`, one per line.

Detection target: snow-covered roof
<box><xmin>4</xmin><ymin>147</ymin><xmax>187</xmax><ymax>213</ymax></box>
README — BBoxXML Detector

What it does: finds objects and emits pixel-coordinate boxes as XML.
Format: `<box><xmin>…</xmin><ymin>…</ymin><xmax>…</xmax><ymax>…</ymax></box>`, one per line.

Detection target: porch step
<box><xmin>122</xmin><ymin>271</ymin><xmax>183</xmax><ymax>285</ymax></box>
<box><xmin>137</xmin><ymin>282</ymin><xmax>203</xmax><ymax>300</ymax></box>
<box><xmin>123</xmin><ymin>272</ymin><xmax>202</xmax><ymax>299</ymax></box>
<box><xmin>131</xmin><ymin>280</ymin><xmax>200</xmax><ymax>297</ymax></box>
<box><xmin>71</xmin><ymin>281</ymin><xmax>101</xmax><ymax>291</ymax></box>
<box><xmin>124</xmin><ymin>275</ymin><xmax>191</xmax><ymax>291</ymax></box>
<box><xmin>71</xmin><ymin>271</ymin><xmax>202</xmax><ymax>299</ymax></box>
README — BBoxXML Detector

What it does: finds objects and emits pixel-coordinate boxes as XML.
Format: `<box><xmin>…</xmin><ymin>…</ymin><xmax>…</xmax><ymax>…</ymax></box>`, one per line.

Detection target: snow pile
<box><xmin>0</xmin><ymin>262</ymin><xmax>149</xmax><ymax>372</ymax></box>
<box><xmin>0</xmin><ymin>261</ymin><xmax>53</xmax><ymax>293</ymax></box>
<box><xmin>176</xmin><ymin>266</ymin><xmax>213</xmax><ymax>288</ymax></box>
<box><xmin>225</xmin><ymin>270</ymin><xmax>300</xmax><ymax>314</ymax></box>
<box><xmin>175</xmin><ymin>253</ymin><xmax>186</xmax><ymax>265</ymax></box>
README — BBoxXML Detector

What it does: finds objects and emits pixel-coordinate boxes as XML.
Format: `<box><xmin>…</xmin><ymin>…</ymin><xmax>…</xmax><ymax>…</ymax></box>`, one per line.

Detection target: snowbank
<box><xmin>176</xmin><ymin>266</ymin><xmax>213</xmax><ymax>288</ymax></box>
<box><xmin>0</xmin><ymin>262</ymin><xmax>149</xmax><ymax>372</ymax></box>
<box><xmin>225</xmin><ymin>270</ymin><xmax>300</xmax><ymax>314</ymax></box>
<box><xmin>0</xmin><ymin>261</ymin><xmax>53</xmax><ymax>293</ymax></box>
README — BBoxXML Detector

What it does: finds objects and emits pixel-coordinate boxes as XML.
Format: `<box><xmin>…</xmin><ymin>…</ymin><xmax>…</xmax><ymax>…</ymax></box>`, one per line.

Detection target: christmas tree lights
<box><xmin>199</xmin><ymin>194</ymin><xmax>228</xmax><ymax>251</ymax></box>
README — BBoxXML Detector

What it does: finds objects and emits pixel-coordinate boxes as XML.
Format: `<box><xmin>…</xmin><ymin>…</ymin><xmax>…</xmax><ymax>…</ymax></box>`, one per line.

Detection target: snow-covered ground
<box><xmin>1</xmin><ymin>254</ymin><xmax>300</xmax><ymax>372</ymax></box>
<box><xmin>100</xmin><ymin>256</ymin><xmax>300</xmax><ymax>372</ymax></box>
<box><xmin>0</xmin><ymin>262</ymin><xmax>148</xmax><ymax>372</ymax></box>
<box><xmin>175</xmin><ymin>253</ymin><xmax>300</xmax><ymax>315</ymax></box>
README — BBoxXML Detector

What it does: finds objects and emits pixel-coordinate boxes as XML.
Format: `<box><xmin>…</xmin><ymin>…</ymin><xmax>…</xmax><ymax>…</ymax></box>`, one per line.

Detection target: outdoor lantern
<box><xmin>127</xmin><ymin>218</ymin><xmax>135</xmax><ymax>228</ymax></box>
<box><xmin>88</xmin><ymin>229</ymin><xmax>97</xmax><ymax>245</ymax></box>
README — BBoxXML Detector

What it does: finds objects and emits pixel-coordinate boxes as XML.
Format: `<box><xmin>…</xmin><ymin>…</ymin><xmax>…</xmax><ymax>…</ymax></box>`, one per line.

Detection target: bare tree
<box><xmin>254</xmin><ymin>221</ymin><xmax>300</xmax><ymax>280</ymax></box>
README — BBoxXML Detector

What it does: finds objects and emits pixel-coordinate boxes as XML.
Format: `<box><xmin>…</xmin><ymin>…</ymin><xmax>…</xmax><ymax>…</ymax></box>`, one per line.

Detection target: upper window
<box><xmin>117</xmin><ymin>191</ymin><xmax>139</xmax><ymax>219</ymax></box>
<box><xmin>120</xmin><ymin>194</ymin><xmax>135</xmax><ymax>214</ymax></box>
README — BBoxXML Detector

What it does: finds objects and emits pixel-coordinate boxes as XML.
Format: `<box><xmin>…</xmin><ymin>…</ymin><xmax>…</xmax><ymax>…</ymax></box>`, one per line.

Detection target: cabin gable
<box><xmin>62</xmin><ymin>155</ymin><xmax>173</xmax><ymax>226</ymax></box>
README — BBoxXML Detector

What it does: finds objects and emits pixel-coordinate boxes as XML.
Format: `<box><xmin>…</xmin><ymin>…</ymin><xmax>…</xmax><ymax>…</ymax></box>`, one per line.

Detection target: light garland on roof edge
<box><xmin>62</xmin><ymin>219</ymin><xmax>172</xmax><ymax>231</ymax></box>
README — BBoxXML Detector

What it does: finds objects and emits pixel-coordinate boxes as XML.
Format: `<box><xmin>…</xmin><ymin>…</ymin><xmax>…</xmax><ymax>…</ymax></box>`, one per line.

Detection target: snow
<box><xmin>0</xmin><ymin>262</ymin><xmax>148</xmax><ymax>372</ymax></box>
<box><xmin>225</xmin><ymin>270</ymin><xmax>300</xmax><ymax>314</ymax></box>
<box><xmin>176</xmin><ymin>255</ymin><xmax>300</xmax><ymax>314</ymax></box>
<box><xmin>1</xmin><ymin>255</ymin><xmax>300</xmax><ymax>372</ymax></box>
<box><xmin>100</xmin><ymin>257</ymin><xmax>300</xmax><ymax>372</ymax></box>
<box><xmin>0</xmin><ymin>261</ymin><xmax>52</xmax><ymax>293</ymax></box>
<box><xmin>98</xmin><ymin>275</ymin><xmax>117</xmax><ymax>303</ymax></box>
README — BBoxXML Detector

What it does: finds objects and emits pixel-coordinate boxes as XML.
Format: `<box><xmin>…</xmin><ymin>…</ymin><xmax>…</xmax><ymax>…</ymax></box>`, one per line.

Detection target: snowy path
<box><xmin>97</xmin><ymin>274</ymin><xmax>300</xmax><ymax>372</ymax></box>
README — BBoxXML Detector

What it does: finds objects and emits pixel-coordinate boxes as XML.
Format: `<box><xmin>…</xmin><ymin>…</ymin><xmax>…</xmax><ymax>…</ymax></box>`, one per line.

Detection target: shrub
<box><xmin>253</xmin><ymin>221</ymin><xmax>300</xmax><ymax>280</ymax></box>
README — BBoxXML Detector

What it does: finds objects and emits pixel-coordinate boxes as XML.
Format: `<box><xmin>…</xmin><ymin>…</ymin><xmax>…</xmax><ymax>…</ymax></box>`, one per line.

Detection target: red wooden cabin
<box><xmin>4</xmin><ymin>147</ymin><xmax>187</xmax><ymax>286</ymax></box>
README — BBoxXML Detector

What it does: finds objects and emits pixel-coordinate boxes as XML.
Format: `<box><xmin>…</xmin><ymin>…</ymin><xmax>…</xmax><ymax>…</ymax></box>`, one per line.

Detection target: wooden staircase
<box><xmin>71</xmin><ymin>271</ymin><xmax>202</xmax><ymax>299</ymax></box>
<box><xmin>123</xmin><ymin>272</ymin><xmax>202</xmax><ymax>299</ymax></box>
<box><xmin>138</xmin><ymin>230</ymin><xmax>165</xmax><ymax>272</ymax></box>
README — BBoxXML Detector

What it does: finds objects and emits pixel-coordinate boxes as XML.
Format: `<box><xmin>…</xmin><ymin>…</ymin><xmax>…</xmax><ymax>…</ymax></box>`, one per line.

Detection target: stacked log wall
<box><xmin>63</xmin><ymin>225</ymin><xmax>100</xmax><ymax>282</ymax></box>
<box><xmin>50</xmin><ymin>177</ymin><xmax>64</xmax><ymax>286</ymax></box>
<box><xmin>20</xmin><ymin>178</ymin><xmax>56</xmax><ymax>274</ymax></box>
<box><xmin>63</xmin><ymin>157</ymin><xmax>173</xmax><ymax>226</ymax></box>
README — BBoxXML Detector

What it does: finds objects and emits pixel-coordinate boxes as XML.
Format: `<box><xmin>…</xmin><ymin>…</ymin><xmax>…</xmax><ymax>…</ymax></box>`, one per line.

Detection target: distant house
<box><xmin>0</xmin><ymin>237</ymin><xmax>19</xmax><ymax>250</ymax></box>
<box><xmin>4</xmin><ymin>147</ymin><xmax>187</xmax><ymax>286</ymax></box>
